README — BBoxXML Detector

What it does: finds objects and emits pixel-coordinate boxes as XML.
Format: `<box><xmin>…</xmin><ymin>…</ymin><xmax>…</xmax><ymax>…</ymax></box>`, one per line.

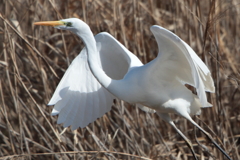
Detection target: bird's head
<box><xmin>34</xmin><ymin>18</ymin><xmax>90</xmax><ymax>34</ymax></box>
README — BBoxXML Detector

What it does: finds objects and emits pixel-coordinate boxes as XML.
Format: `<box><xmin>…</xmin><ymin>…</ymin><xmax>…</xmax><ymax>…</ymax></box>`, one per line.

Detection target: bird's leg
<box><xmin>157</xmin><ymin>112</ymin><xmax>198</xmax><ymax>160</ymax></box>
<box><xmin>183</xmin><ymin>114</ymin><xmax>232</xmax><ymax>160</ymax></box>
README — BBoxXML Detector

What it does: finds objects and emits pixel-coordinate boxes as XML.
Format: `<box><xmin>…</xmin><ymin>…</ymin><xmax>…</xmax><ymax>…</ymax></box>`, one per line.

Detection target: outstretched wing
<box><xmin>48</xmin><ymin>48</ymin><xmax>114</xmax><ymax>130</ymax></box>
<box><xmin>48</xmin><ymin>32</ymin><xmax>143</xmax><ymax>130</ymax></box>
<box><xmin>149</xmin><ymin>25</ymin><xmax>214</xmax><ymax>107</ymax></box>
<box><xmin>95</xmin><ymin>32</ymin><xmax>143</xmax><ymax>79</ymax></box>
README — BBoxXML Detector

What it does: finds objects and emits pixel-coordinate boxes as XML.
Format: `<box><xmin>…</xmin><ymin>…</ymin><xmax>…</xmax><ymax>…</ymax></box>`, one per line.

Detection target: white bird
<box><xmin>34</xmin><ymin>18</ymin><xmax>231</xmax><ymax>160</ymax></box>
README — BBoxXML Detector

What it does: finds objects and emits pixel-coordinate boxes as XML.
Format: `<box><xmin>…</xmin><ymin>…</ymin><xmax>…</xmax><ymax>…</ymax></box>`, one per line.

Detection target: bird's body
<box><xmin>114</xmin><ymin>58</ymin><xmax>202</xmax><ymax>117</ymax></box>
<box><xmin>44</xmin><ymin>19</ymin><xmax>212</xmax><ymax>120</ymax></box>
<box><xmin>34</xmin><ymin>18</ymin><xmax>231</xmax><ymax>160</ymax></box>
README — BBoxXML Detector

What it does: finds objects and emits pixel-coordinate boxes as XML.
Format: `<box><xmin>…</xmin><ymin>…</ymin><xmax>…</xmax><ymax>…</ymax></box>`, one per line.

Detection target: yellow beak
<box><xmin>34</xmin><ymin>21</ymin><xmax>64</xmax><ymax>26</ymax></box>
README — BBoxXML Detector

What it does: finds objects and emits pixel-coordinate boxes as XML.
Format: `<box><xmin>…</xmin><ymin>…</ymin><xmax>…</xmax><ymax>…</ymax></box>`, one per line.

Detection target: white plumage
<box><xmin>34</xmin><ymin>18</ymin><xmax>231</xmax><ymax>160</ymax></box>
<box><xmin>48</xmin><ymin>32</ymin><xmax>143</xmax><ymax>129</ymax></box>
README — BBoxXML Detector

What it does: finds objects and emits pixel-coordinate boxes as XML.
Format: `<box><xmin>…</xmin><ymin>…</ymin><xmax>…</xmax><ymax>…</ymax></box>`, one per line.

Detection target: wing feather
<box><xmin>182</xmin><ymin>41</ymin><xmax>215</xmax><ymax>92</ymax></box>
<box><xmin>49</xmin><ymin>47</ymin><xmax>114</xmax><ymax>128</ymax></box>
<box><xmin>150</xmin><ymin>25</ymin><xmax>215</xmax><ymax>107</ymax></box>
<box><xmin>57</xmin><ymin>91</ymin><xmax>75</xmax><ymax>124</ymax></box>
<box><xmin>48</xmin><ymin>32</ymin><xmax>143</xmax><ymax>129</ymax></box>
<box><xmin>62</xmin><ymin>96</ymin><xmax>78</xmax><ymax>128</ymax></box>
<box><xmin>95</xmin><ymin>32</ymin><xmax>143</xmax><ymax>78</ymax></box>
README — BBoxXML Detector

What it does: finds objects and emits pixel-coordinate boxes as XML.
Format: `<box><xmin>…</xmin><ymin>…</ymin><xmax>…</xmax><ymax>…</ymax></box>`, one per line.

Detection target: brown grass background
<box><xmin>0</xmin><ymin>0</ymin><xmax>240</xmax><ymax>159</ymax></box>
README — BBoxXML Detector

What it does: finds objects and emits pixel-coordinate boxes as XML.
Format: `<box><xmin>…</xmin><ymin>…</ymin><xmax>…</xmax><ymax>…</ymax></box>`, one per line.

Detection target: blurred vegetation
<box><xmin>0</xmin><ymin>0</ymin><xmax>239</xmax><ymax>159</ymax></box>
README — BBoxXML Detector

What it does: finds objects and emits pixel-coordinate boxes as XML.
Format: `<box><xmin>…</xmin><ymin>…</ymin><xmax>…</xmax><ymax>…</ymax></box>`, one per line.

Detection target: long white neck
<box><xmin>75</xmin><ymin>26</ymin><xmax>113</xmax><ymax>89</ymax></box>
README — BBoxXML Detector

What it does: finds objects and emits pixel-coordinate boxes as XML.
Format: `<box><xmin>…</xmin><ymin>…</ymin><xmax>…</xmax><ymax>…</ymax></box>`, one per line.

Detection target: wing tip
<box><xmin>96</xmin><ymin>32</ymin><xmax>112</xmax><ymax>38</ymax></box>
<box><xmin>202</xmin><ymin>102</ymin><xmax>213</xmax><ymax>108</ymax></box>
<box><xmin>150</xmin><ymin>25</ymin><xmax>181</xmax><ymax>43</ymax></box>
<box><xmin>48</xmin><ymin>103</ymin><xmax>54</xmax><ymax>106</ymax></box>
<box><xmin>150</xmin><ymin>25</ymin><xmax>162</xmax><ymax>32</ymax></box>
<box><xmin>51</xmin><ymin>108</ymin><xmax>59</xmax><ymax>116</ymax></box>
<box><xmin>71</xmin><ymin>122</ymin><xmax>90</xmax><ymax>131</ymax></box>
<box><xmin>207</xmin><ymin>86</ymin><xmax>215</xmax><ymax>93</ymax></box>
<box><xmin>48</xmin><ymin>98</ymin><xmax>60</xmax><ymax>106</ymax></box>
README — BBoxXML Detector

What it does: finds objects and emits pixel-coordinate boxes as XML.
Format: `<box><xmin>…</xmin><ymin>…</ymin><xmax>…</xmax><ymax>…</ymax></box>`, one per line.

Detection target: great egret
<box><xmin>34</xmin><ymin>18</ymin><xmax>231</xmax><ymax>160</ymax></box>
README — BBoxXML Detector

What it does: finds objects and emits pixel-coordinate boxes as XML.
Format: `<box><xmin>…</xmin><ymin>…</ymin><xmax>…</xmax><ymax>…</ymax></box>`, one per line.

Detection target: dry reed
<box><xmin>0</xmin><ymin>0</ymin><xmax>239</xmax><ymax>159</ymax></box>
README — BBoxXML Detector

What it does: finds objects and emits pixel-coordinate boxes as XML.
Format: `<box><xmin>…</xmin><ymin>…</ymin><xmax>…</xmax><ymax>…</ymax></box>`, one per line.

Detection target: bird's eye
<box><xmin>65</xmin><ymin>22</ymin><xmax>72</xmax><ymax>27</ymax></box>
